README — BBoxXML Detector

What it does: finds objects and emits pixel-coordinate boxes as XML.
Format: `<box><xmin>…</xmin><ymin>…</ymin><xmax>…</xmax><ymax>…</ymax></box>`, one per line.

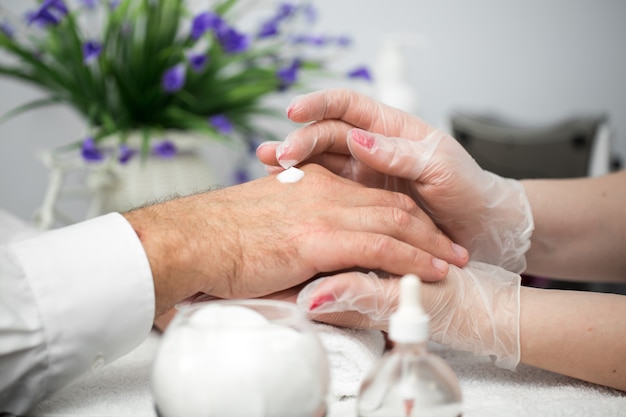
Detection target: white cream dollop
<box><xmin>276</xmin><ymin>167</ymin><xmax>305</xmax><ymax>183</ymax></box>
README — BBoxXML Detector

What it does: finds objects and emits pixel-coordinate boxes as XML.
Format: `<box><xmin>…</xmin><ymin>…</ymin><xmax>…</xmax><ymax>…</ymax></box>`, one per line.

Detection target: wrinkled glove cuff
<box><xmin>469</xmin><ymin>175</ymin><xmax>534</xmax><ymax>274</ymax></box>
<box><xmin>428</xmin><ymin>262</ymin><xmax>521</xmax><ymax>370</ymax></box>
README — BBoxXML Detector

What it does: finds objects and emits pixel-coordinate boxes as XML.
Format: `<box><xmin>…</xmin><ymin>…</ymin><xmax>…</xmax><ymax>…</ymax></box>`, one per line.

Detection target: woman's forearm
<box><xmin>521</xmin><ymin>170</ymin><xmax>626</xmax><ymax>281</ymax></box>
<box><xmin>520</xmin><ymin>286</ymin><xmax>626</xmax><ymax>390</ymax></box>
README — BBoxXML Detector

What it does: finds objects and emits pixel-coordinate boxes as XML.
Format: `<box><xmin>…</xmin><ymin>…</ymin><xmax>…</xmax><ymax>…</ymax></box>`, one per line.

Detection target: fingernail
<box><xmin>276</xmin><ymin>142</ymin><xmax>296</xmax><ymax>169</ymax></box>
<box><xmin>286</xmin><ymin>95</ymin><xmax>304</xmax><ymax>119</ymax></box>
<box><xmin>432</xmin><ymin>258</ymin><xmax>449</xmax><ymax>274</ymax></box>
<box><xmin>309</xmin><ymin>294</ymin><xmax>336</xmax><ymax>311</ymax></box>
<box><xmin>256</xmin><ymin>140</ymin><xmax>280</xmax><ymax>152</ymax></box>
<box><xmin>350</xmin><ymin>129</ymin><xmax>376</xmax><ymax>150</ymax></box>
<box><xmin>286</xmin><ymin>105</ymin><xmax>295</xmax><ymax>119</ymax></box>
<box><xmin>255</xmin><ymin>142</ymin><xmax>270</xmax><ymax>157</ymax></box>
<box><xmin>452</xmin><ymin>243</ymin><xmax>469</xmax><ymax>260</ymax></box>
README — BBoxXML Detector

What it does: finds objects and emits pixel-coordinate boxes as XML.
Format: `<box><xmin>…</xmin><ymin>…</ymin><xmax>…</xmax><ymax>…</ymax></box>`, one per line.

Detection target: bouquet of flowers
<box><xmin>0</xmin><ymin>0</ymin><xmax>371</xmax><ymax>164</ymax></box>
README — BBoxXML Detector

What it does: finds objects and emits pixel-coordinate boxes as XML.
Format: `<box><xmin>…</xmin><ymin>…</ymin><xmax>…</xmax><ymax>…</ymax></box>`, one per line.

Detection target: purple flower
<box><xmin>215</xmin><ymin>24</ymin><xmax>249</xmax><ymax>54</ymax></box>
<box><xmin>188</xmin><ymin>53</ymin><xmax>208</xmax><ymax>73</ymax></box>
<box><xmin>190</xmin><ymin>11</ymin><xmax>222</xmax><ymax>40</ymax></box>
<box><xmin>108</xmin><ymin>0</ymin><xmax>120</xmax><ymax>10</ymax></box>
<box><xmin>209</xmin><ymin>114</ymin><xmax>234</xmax><ymax>134</ymax></box>
<box><xmin>276</xmin><ymin>3</ymin><xmax>297</xmax><ymax>19</ymax></box>
<box><xmin>161</xmin><ymin>63</ymin><xmax>186</xmax><ymax>93</ymax></box>
<box><xmin>81</xmin><ymin>137</ymin><xmax>104</xmax><ymax>162</ymax></box>
<box><xmin>257</xmin><ymin>18</ymin><xmax>280</xmax><ymax>38</ymax></box>
<box><xmin>292</xmin><ymin>34</ymin><xmax>326</xmax><ymax>46</ymax></box>
<box><xmin>0</xmin><ymin>21</ymin><xmax>14</xmax><ymax>39</ymax></box>
<box><xmin>234</xmin><ymin>167</ymin><xmax>250</xmax><ymax>184</ymax></box>
<box><xmin>347</xmin><ymin>66</ymin><xmax>373</xmax><ymax>82</ymax></box>
<box><xmin>153</xmin><ymin>140</ymin><xmax>177</xmax><ymax>159</ymax></box>
<box><xmin>303</xmin><ymin>4</ymin><xmax>317</xmax><ymax>23</ymax></box>
<box><xmin>336</xmin><ymin>35</ymin><xmax>352</xmax><ymax>47</ymax></box>
<box><xmin>43</xmin><ymin>0</ymin><xmax>68</xmax><ymax>14</ymax></box>
<box><xmin>191</xmin><ymin>11</ymin><xmax>248</xmax><ymax>53</ymax></box>
<box><xmin>118</xmin><ymin>144</ymin><xmax>136</xmax><ymax>164</ymax></box>
<box><xmin>82</xmin><ymin>40</ymin><xmax>102</xmax><ymax>64</ymax></box>
<box><xmin>257</xmin><ymin>3</ymin><xmax>298</xmax><ymax>39</ymax></box>
<box><xmin>80</xmin><ymin>0</ymin><xmax>98</xmax><ymax>9</ymax></box>
<box><xmin>277</xmin><ymin>59</ymin><xmax>300</xmax><ymax>89</ymax></box>
<box><xmin>27</xmin><ymin>0</ymin><xmax>68</xmax><ymax>26</ymax></box>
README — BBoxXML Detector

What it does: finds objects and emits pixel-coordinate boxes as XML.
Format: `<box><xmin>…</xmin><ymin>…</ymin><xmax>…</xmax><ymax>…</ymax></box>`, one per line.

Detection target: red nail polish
<box><xmin>309</xmin><ymin>294</ymin><xmax>335</xmax><ymax>311</ymax></box>
<box><xmin>351</xmin><ymin>130</ymin><xmax>375</xmax><ymax>149</ymax></box>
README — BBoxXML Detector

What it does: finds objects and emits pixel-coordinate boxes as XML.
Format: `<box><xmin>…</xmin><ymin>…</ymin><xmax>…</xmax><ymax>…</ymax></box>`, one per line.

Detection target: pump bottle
<box><xmin>373</xmin><ymin>35</ymin><xmax>420</xmax><ymax>115</ymax></box>
<box><xmin>357</xmin><ymin>275</ymin><xmax>463</xmax><ymax>417</ymax></box>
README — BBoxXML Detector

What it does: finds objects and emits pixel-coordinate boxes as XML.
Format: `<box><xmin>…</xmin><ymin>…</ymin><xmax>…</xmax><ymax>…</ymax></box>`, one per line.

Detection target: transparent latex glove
<box><xmin>257</xmin><ymin>89</ymin><xmax>533</xmax><ymax>272</ymax></box>
<box><xmin>296</xmin><ymin>261</ymin><xmax>521</xmax><ymax>370</ymax></box>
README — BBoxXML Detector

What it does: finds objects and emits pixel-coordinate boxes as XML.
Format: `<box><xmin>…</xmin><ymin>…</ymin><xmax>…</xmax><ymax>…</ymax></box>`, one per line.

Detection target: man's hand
<box><xmin>124</xmin><ymin>163</ymin><xmax>468</xmax><ymax>317</ymax></box>
<box><xmin>257</xmin><ymin>88</ymin><xmax>533</xmax><ymax>272</ymax></box>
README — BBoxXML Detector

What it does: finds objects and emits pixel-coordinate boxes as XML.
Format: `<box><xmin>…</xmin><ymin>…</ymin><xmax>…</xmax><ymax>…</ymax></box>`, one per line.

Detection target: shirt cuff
<box><xmin>10</xmin><ymin>212</ymin><xmax>155</xmax><ymax>393</ymax></box>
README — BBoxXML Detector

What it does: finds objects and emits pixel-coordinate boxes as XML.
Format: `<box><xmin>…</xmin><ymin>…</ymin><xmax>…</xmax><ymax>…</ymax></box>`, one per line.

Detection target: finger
<box><xmin>347</xmin><ymin>128</ymin><xmax>447</xmax><ymax>181</ymax></box>
<box><xmin>286</xmin><ymin>89</ymin><xmax>388</xmax><ymax>129</ymax></box>
<box><xmin>302</xmin><ymin>229</ymin><xmax>449</xmax><ymax>281</ymax></box>
<box><xmin>286</xmin><ymin>88</ymin><xmax>428</xmax><ymax>138</ymax></box>
<box><xmin>256</xmin><ymin>121</ymin><xmax>355</xmax><ymax>168</ymax></box>
<box><xmin>276</xmin><ymin>119</ymin><xmax>355</xmax><ymax>169</ymax></box>
<box><xmin>296</xmin><ymin>272</ymin><xmax>401</xmax><ymax>331</ymax></box>
<box><xmin>256</xmin><ymin>140</ymin><xmax>282</xmax><ymax>166</ymax></box>
<box><xmin>258</xmin><ymin>144</ymin><xmax>355</xmax><ymax>177</ymax></box>
<box><xmin>336</xmin><ymin>206</ymin><xmax>468</xmax><ymax>268</ymax></box>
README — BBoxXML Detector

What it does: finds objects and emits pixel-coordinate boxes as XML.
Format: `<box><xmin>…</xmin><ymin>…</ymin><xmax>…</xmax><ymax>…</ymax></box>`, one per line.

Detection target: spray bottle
<box><xmin>357</xmin><ymin>274</ymin><xmax>463</xmax><ymax>417</ymax></box>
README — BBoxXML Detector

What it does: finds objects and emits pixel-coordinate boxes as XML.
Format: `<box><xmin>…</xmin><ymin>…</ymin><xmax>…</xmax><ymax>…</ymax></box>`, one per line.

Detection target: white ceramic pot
<box><xmin>92</xmin><ymin>132</ymin><xmax>218</xmax><ymax>214</ymax></box>
<box><xmin>152</xmin><ymin>299</ymin><xmax>329</xmax><ymax>417</ymax></box>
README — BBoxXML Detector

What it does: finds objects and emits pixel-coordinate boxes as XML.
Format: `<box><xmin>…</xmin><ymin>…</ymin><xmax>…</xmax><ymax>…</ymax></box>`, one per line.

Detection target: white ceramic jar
<box><xmin>152</xmin><ymin>299</ymin><xmax>329</xmax><ymax>417</ymax></box>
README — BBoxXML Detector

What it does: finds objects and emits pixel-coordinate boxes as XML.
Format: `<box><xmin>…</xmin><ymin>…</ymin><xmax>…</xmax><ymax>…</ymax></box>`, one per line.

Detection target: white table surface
<box><xmin>31</xmin><ymin>331</ymin><xmax>626</xmax><ymax>417</ymax></box>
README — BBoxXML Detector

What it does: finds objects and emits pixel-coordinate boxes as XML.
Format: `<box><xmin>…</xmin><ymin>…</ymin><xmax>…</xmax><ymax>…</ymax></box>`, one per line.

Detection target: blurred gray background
<box><xmin>1</xmin><ymin>0</ymin><xmax>625</xmax><ymax>222</ymax></box>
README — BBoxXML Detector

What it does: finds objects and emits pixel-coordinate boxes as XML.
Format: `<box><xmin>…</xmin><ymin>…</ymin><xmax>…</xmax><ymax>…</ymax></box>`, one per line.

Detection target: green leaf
<box><xmin>0</xmin><ymin>97</ymin><xmax>63</xmax><ymax>125</ymax></box>
<box><xmin>0</xmin><ymin>0</ymin><xmax>354</xmax><ymax>151</ymax></box>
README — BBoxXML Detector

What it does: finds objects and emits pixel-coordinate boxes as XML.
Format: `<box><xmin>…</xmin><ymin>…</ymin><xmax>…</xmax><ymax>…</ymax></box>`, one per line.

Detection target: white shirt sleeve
<box><xmin>0</xmin><ymin>212</ymin><xmax>155</xmax><ymax>415</ymax></box>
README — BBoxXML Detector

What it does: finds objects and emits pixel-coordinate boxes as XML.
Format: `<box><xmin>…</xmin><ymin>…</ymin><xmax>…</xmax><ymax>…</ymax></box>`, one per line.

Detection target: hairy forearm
<box><xmin>520</xmin><ymin>286</ymin><xmax>626</xmax><ymax>391</ymax></box>
<box><xmin>123</xmin><ymin>203</ymin><xmax>196</xmax><ymax>317</ymax></box>
<box><xmin>521</xmin><ymin>170</ymin><xmax>626</xmax><ymax>281</ymax></box>
<box><xmin>122</xmin><ymin>194</ymin><xmax>232</xmax><ymax>317</ymax></box>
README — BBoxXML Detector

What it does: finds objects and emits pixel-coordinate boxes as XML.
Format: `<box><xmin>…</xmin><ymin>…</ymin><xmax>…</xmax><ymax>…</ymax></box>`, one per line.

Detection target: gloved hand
<box><xmin>296</xmin><ymin>261</ymin><xmax>521</xmax><ymax>370</ymax></box>
<box><xmin>257</xmin><ymin>88</ymin><xmax>533</xmax><ymax>272</ymax></box>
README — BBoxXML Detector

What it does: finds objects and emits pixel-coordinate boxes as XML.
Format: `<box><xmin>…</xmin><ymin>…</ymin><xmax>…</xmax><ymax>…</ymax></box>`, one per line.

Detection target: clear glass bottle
<box><xmin>357</xmin><ymin>275</ymin><xmax>463</xmax><ymax>417</ymax></box>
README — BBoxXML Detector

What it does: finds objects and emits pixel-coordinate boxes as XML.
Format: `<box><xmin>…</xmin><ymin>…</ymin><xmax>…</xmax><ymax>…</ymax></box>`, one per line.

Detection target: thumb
<box><xmin>297</xmin><ymin>271</ymin><xmax>401</xmax><ymax>330</ymax></box>
<box><xmin>347</xmin><ymin>128</ymin><xmax>445</xmax><ymax>181</ymax></box>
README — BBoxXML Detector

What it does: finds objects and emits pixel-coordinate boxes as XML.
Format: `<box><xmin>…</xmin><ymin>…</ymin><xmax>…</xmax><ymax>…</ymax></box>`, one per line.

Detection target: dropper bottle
<box><xmin>357</xmin><ymin>274</ymin><xmax>463</xmax><ymax>417</ymax></box>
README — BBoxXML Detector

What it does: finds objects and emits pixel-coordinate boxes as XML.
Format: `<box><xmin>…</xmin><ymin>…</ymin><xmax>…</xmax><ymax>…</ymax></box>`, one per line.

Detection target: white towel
<box><xmin>430</xmin><ymin>342</ymin><xmax>626</xmax><ymax>417</ymax></box>
<box><xmin>312</xmin><ymin>323</ymin><xmax>385</xmax><ymax>399</ymax></box>
<box><xmin>33</xmin><ymin>333</ymin><xmax>626</xmax><ymax>417</ymax></box>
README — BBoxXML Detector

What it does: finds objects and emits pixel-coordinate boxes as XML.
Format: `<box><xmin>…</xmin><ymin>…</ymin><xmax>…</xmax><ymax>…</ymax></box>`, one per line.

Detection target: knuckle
<box><xmin>393</xmin><ymin>192</ymin><xmax>418</xmax><ymax>213</ymax></box>
<box><xmin>411</xmin><ymin>250</ymin><xmax>426</xmax><ymax>269</ymax></box>
<box><xmin>427</xmin><ymin>227</ymin><xmax>448</xmax><ymax>250</ymax></box>
<box><xmin>368</xmin><ymin>235</ymin><xmax>393</xmax><ymax>258</ymax></box>
<box><xmin>389</xmin><ymin>207</ymin><xmax>412</xmax><ymax>229</ymax></box>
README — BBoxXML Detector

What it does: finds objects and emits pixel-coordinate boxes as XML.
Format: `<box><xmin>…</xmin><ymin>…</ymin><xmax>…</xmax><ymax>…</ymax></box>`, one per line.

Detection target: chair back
<box><xmin>450</xmin><ymin>112</ymin><xmax>609</xmax><ymax>179</ymax></box>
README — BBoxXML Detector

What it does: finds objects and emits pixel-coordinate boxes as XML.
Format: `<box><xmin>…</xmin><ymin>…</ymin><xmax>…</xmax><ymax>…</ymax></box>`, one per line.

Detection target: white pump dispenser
<box><xmin>357</xmin><ymin>275</ymin><xmax>463</xmax><ymax>417</ymax></box>
<box><xmin>373</xmin><ymin>35</ymin><xmax>421</xmax><ymax>115</ymax></box>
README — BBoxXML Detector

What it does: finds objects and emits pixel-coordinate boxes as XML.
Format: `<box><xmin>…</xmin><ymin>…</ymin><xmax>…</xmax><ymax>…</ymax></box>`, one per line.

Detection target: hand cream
<box><xmin>277</xmin><ymin>167</ymin><xmax>305</xmax><ymax>183</ymax></box>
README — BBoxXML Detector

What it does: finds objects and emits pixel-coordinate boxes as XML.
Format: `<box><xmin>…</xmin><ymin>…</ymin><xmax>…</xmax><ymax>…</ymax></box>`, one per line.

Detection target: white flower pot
<box><xmin>93</xmin><ymin>132</ymin><xmax>218</xmax><ymax>214</ymax></box>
